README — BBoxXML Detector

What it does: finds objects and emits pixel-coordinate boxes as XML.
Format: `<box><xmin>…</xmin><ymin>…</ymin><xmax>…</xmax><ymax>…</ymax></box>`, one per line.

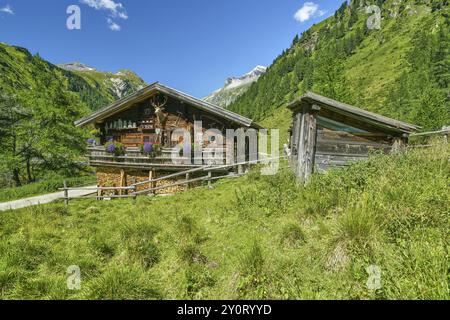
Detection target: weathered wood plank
<box><xmin>295</xmin><ymin>105</ymin><xmax>318</xmax><ymax>183</ymax></box>
<box><xmin>316</xmin><ymin>142</ymin><xmax>392</xmax><ymax>155</ymax></box>
<box><xmin>316</xmin><ymin>129</ymin><xmax>391</xmax><ymax>143</ymax></box>
<box><xmin>315</xmin><ymin>153</ymin><xmax>368</xmax><ymax>166</ymax></box>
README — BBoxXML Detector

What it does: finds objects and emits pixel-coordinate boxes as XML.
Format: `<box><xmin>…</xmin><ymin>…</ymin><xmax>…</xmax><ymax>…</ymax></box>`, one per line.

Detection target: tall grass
<box><xmin>0</xmin><ymin>142</ymin><xmax>448</xmax><ymax>300</ymax></box>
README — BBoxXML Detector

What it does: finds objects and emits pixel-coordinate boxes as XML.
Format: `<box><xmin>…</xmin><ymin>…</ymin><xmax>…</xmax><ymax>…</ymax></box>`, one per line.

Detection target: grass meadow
<box><xmin>0</xmin><ymin>142</ymin><xmax>448</xmax><ymax>300</ymax></box>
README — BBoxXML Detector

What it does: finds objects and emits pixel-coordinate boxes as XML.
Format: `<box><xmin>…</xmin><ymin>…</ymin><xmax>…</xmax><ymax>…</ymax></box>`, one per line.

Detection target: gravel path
<box><xmin>0</xmin><ymin>186</ymin><xmax>97</xmax><ymax>212</ymax></box>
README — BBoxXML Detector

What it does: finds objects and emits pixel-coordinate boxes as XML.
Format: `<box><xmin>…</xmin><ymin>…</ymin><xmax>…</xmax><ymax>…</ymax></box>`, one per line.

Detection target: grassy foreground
<box><xmin>0</xmin><ymin>143</ymin><xmax>448</xmax><ymax>300</ymax></box>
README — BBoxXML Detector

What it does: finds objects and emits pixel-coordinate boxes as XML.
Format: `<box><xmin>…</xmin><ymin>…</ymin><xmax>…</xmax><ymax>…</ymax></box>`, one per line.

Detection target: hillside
<box><xmin>0</xmin><ymin>43</ymin><xmax>146</xmax><ymax>188</ymax></box>
<box><xmin>0</xmin><ymin>141</ymin><xmax>448</xmax><ymax>299</ymax></box>
<box><xmin>0</xmin><ymin>43</ymin><xmax>146</xmax><ymax>111</ymax></box>
<box><xmin>204</xmin><ymin>66</ymin><xmax>267</xmax><ymax>107</ymax></box>
<box><xmin>229</xmin><ymin>0</ymin><xmax>449</xmax><ymax>131</ymax></box>
<box><xmin>58</xmin><ymin>62</ymin><xmax>146</xmax><ymax>110</ymax></box>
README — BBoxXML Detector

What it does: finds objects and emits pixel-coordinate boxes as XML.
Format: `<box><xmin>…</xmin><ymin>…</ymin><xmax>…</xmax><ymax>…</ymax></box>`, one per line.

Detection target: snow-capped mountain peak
<box><xmin>58</xmin><ymin>62</ymin><xmax>96</xmax><ymax>72</ymax></box>
<box><xmin>203</xmin><ymin>65</ymin><xmax>267</xmax><ymax>108</ymax></box>
<box><xmin>223</xmin><ymin>65</ymin><xmax>267</xmax><ymax>89</ymax></box>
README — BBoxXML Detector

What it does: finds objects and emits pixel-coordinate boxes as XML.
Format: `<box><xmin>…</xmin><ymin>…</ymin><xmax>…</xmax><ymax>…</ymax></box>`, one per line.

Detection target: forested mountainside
<box><xmin>0</xmin><ymin>43</ymin><xmax>146</xmax><ymax>111</ymax></box>
<box><xmin>229</xmin><ymin>0</ymin><xmax>449</xmax><ymax>131</ymax></box>
<box><xmin>0</xmin><ymin>43</ymin><xmax>145</xmax><ymax>188</ymax></box>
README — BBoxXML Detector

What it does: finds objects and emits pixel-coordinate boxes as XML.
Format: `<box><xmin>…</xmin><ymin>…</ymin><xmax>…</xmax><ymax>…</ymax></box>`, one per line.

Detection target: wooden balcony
<box><xmin>86</xmin><ymin>146</ymin><xmax>227</xmax><ymax>171</ymax></box>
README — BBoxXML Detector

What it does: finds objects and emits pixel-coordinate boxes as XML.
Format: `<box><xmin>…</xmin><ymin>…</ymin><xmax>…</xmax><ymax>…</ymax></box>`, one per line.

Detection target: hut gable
<box><xmin>74</xmin><ymin>82</ymin><xmax>263</xmax><ymax>190</ymax></box>
<box><xmin>75</xmin><ymin>82</ymin><xmax>261</xmax><ymax>129</ymax></box>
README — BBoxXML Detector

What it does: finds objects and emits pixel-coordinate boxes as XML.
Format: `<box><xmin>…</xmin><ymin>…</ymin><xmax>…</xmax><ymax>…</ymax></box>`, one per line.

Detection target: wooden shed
<box><xmin>288</xmin><ymin>92</ymin><xmax>420</xmax><ymax>182</ymax></box>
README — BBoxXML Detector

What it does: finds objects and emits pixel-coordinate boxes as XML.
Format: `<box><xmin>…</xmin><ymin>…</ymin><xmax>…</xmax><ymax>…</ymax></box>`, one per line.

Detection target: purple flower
<box><xmin>87</xmin><ymin>138</ymin><xmax>96</xmax><ymax>145</ymax></box>
<box><xmin>143</xmin><ymin>143</ymin><xmax>153</xmax><ymax>154</ymax></box>
<box><xmin>106</xmin><ymin>143</ymin><xmax>116</xmax><ymax>154</ymax></box>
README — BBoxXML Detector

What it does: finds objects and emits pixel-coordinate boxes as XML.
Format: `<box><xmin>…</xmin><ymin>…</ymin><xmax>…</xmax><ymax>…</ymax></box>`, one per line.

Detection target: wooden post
<box><xmin>295</xmin><ymin>104</ymin><xmax>318</xmax><ymax>184</ymax></box>
<box><xmin>119</xmin><ymin>169</ymin><xmax>126</xmax><ymax>196</ymax></box>
<box><xmin>391</xmin><ymin>134</ymin><xmax>408</xmax><ymax>154</ymax></box>
<box><xmin>208</xmin><ymin>171</ymin><xmax>212</xmax><ymax>189</ymax></box>
<box><xmin>185</xmin><ymin>173</ymin><xmax>190</xmax><ymax>189</ymax></box>
<box><xmin>290</xmin><ymin>112</ymin><xmax>302</xmax><ymax>170</ymax></box>
<box><xmin>63</xmin><ymin>180</ymin><xmax>69</xmax><ymax>206</ymax></box>
<box><xmin>149</xmin><ymin>169</ymin><xmax>156</xmax><ymax>195</ymax></box>
<box><xmin>132</xmin><ymin>185</ymin><xmax>137</xmax><ymax>202</ymax></box>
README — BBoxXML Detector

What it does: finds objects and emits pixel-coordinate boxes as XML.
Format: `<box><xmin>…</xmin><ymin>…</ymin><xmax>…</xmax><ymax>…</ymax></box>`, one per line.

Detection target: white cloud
<box><xmin>81</xmin><ymin>0</ymin><xmax>127</xmax><ymax>31</ymax></box>
<box><xmin>107</xmin><ymin>18</ymin><xmax>121</xmax><ymax>31</ymax></box>
<box><xmin>294</xmin><ymin>2</ymin><xmax>325</xmax><ymax>23</ymax></box>
<box><xmin>0</xmin><ymin>4</ymin><xmax>14</xmax><ymax>15</ymax></box>
<box><xmin>81</xmin><ymin>0</ymin><xmax>127</xmax><ymax>19</ymax></box>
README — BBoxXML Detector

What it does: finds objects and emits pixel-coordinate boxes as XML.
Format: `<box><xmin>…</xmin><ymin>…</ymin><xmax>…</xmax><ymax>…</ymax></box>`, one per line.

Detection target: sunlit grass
<box><xmin>0</xmin><ymin>142</ymin><xmax>448</xmax><ymax>300</ymax></box>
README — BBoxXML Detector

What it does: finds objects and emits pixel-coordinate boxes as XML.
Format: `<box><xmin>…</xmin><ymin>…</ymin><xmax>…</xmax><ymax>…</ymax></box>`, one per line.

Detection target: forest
<box><xmin>229</xmin><ymin>0</ymin><xmax>449</xmax><ymax>131</ymax></box>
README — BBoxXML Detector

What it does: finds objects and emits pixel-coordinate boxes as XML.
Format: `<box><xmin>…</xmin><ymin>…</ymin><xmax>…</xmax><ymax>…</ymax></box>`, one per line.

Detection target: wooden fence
<box><xmin>60</xmin><ymin>156</ymin><xmax>284</xmax><ymax>205</ymax></box>
<box><xmin>407</xmin><ymin>128</ymin><xmax>449</xmax><ymax>149</ymax></box>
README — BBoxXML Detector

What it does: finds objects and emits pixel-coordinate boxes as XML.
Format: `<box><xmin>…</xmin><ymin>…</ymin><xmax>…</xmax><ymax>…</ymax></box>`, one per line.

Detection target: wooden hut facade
<box><xmin>75</xmin><ymin>82</ymin><xmax>261</xmax><ymax>191</ymax></box>
<box><xmin>288</xmin><ymin>92</ymin><xmax>420</xmax><ymax>182</ymax></box>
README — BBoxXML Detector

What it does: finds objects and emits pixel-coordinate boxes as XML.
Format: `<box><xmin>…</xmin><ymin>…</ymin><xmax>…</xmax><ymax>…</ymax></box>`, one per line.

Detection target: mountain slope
<box><xmin>204</xmin><ymin>66</ymin><xmax>266</xmax><ymax>107</ymax></box>
<box><xmin>229</xmin><ymin>0</ymin><xmax>449</xmax><ymax>131</ymax></box>
<box><xmin>0</xmin><ymin>42</ymin><xmax>146</xmax><ymax>188</ymax></box>
<box><xmin>0</xmin><ymin>43</ymin><xmax>146</xmax><ymax>111</ymax></box>
<box><xmin>58</xmin><ymin>62</ymin><xmax>146</xmax><ymax>109</ymax></box>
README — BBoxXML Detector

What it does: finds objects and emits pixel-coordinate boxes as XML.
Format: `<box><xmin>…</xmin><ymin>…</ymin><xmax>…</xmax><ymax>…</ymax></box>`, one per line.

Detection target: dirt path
<box><xmin>0</xmin><ymin>186</ymin><xmax>97</xmax><ymax>212</ymax></box>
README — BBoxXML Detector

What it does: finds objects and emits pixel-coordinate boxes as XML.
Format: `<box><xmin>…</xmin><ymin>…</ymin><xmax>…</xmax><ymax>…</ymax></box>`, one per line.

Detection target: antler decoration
<box><xmin>150</xmin><ymin>94</ymin><xmax>169</xmax><ymax>127</ymax></box>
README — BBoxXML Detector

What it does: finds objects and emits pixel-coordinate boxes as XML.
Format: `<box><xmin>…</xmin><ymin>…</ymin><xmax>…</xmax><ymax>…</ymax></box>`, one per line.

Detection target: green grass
<box><xmin>0</xmin><ymin>175</ymin><xmax>96</xmax><ymax>203</ymax></box>
<box><xmin>0</xmin><ymin>142</ymin><xmax>448</xmax><ymax>300</ymax></box>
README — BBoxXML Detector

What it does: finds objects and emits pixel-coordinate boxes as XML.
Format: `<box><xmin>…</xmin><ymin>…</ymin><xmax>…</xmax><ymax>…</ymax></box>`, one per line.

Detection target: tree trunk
<box><xmin>26</xmin><ymin>157</ymin><xmax>33</xmax><ymax>183</ymax></box>
<box><xmin>12</xmin><ymin>168</ymin><xmax>21</xmax><ymax>187</ymax></box>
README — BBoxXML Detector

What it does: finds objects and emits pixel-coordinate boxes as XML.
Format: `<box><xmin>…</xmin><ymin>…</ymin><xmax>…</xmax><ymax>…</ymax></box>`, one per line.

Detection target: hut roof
<box><xmin>75</xmin><ymin>82</ymin><xmax>261</xmax><ymax>129</ymax></box>
<box><xmin>288</xmin><ymin>92</ymin><xmax>420</xmax><ymax>134</ymax></box>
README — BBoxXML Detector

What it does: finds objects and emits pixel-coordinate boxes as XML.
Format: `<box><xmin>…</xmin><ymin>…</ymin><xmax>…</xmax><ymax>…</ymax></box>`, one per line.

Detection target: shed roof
<box><xmin>75</xmin><ymin>82</ymin><xmax>261</xmax><ymax>129</ymax></box>
<box><xmin>288</xmin><ymin>92</ymin><xmax>420</xmax><ymax>134</ymax></box>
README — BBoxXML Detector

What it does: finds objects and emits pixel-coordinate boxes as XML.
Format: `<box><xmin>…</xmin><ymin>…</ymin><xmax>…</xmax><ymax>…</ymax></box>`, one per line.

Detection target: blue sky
<box><xmin>0</xmin><ymin>0</ymin><xmax>343</xmax><ymax>97</ymax></box>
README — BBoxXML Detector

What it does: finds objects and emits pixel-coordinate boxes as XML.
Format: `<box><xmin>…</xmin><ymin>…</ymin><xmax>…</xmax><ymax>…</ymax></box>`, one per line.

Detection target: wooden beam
<box><xmin>185</xmin><ymin>172</ymin><xmax>190</xmax><ymax>189</ymax></box>
<box><xmin>149</xmin><ymin>170</ymin><xmax>156</xmax><ymax>195</ymax></box>
<box><xmin>119</xmin><ymin>169</ymin><xmax>126</xmax><ymax>196</ymax></box>
<box><xmin>294</xmin><ymin>105</ymin><xmax>318</xmax><ymax>183</ymax></box>
<box><xmin>63</xmin><ymin>180</ymin><xmax>69</xmax><ymax>206</ymax></box>
<box><xmin>290</xmin><ymin>112</ymin><xmax>302</xmax><ymax>169</ymax></box>
<box><xmin>208</xmin><ymin>171</ymin><xmax>213</xmax><ymax>189</ymax></box>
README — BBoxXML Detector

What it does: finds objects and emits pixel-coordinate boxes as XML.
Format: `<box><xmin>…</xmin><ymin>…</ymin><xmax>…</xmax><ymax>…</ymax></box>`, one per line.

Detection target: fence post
<box><xmin>186</xmin><ymin>173</ymin><xmax>190</xmax><ymax>190</ymax></box>
<box><xmin>149</xmin><ymin>169</ymin><xmax>156</xmax><ymax>196</ymax></box>
<box><xmin>63</xmin><ymin>180</ymin><xmax>69</xmax><ymax>206</ymax></box>
<box><xmin>208</xmin><ymin>171</ymin><xmax>213</xmax><ymax>189</ymax></box>
<box><xmin>132</xmin><ymin>185</ymin><xmax>137</xmax><ymax>202</ymax></box>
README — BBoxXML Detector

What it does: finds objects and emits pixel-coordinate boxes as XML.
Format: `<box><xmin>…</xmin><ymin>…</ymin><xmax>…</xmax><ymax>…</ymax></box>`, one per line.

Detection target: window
<box><xmin>143</xmin><ymin>134</ymin><xmax>158</xmax><ymax>144</ymax></box>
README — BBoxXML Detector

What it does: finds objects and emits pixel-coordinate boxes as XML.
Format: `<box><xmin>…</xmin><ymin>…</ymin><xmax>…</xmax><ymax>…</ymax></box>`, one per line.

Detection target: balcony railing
<box><xmin>87</xmin><ymin>146</ymin><xmax>227</xmax><ymax>169</ymax></box>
